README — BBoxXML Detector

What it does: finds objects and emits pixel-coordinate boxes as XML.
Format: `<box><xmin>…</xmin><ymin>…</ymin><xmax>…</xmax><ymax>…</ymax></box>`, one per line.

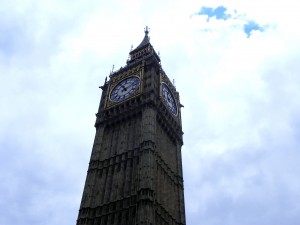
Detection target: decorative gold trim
<box><xmin>110</xmin><ymin>63</ymin><xmax>144</xmax><ymax>84</ymax></box>
<box><xmin>130</xmin><ymin>47</ymin><xmax>152</xmax><ymax>61</ymax></box>
<box><xmin>105</xmin><ymin>65</ymin><xmax>144</xmax><ymax>109</ymax></box>
<box><xmin>160</xmin><ymin>81</ymin><xmax>178</xmax><ymax>116</ymax></box>
<box><xmin>160</xmin><ymin>70</ymin><xmax>176</xmax><ymax>93</ymax></box>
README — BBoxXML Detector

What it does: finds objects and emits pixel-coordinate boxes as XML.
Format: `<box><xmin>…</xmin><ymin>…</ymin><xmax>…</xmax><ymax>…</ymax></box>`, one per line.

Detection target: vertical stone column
<box><xmin>176</xmin><ymin>141</ymin><xmax>186</xmax><ymax>225</ymax></box>
<box><xmin>137</xmin><ymin>106</ymin><xmax>157</xmax><ymax>225</ymax></box>
<box><xmin>104</xmin><ymin>166</ymin><xmax>113</xmax><ymax>203</ymax></box>
<box><xmin>90</xmin><ymin>126</ymin><xmax>105</xmax><ymax>161</ymax></box>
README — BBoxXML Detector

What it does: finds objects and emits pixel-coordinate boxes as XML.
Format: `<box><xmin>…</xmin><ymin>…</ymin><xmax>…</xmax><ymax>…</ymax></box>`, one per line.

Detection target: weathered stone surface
<box><xmin>77</xmin><ymin>30</ymin><xmax>185</xmax><ymax>225</ymax></box>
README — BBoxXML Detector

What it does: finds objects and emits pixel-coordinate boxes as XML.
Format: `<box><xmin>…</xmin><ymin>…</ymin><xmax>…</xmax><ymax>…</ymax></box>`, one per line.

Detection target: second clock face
<box><xmin>162</xmin><ymin>83</ymin><xmax>177</xmax><ymax>115</ymax></box>
<box><xmin>110</xmin><ymin>76</ymin><xmax>140</xmax><ymax>102</ymax></box>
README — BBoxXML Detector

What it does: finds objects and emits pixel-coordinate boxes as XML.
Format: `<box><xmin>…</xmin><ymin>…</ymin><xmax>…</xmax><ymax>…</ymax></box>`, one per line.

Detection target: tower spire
<box><xmin>127</xmin><ymin>26</ymin><xmax>160</xmax><ymax>64</ymax></box>
<box><xmin>144</xmin><ymin>26</ymin><xmax>149</xmax><ymax>35</ymax></box>
<box><xmin>130</xmin><ymin>26</ymin><xmax>150</xmax><ymax>53</ymax></box>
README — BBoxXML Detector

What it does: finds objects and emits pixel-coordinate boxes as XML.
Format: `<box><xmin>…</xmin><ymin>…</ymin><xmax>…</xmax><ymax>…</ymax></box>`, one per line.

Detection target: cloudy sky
<box><xmin>1</xmin><ymin>0</ymin><xmax>300</xmax><ymax>224</ymax></box>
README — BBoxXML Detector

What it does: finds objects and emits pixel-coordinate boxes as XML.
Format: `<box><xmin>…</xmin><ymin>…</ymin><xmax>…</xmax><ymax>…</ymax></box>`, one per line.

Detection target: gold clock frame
<box><xmin>105</xmin><ymin>64</ymin><xmax>144</xmax><ymax>109</ymax></box>
<box><xmin>160</xmin><ymin>71</ymin><xmax>179</xmax><ymax>117</ymax></box>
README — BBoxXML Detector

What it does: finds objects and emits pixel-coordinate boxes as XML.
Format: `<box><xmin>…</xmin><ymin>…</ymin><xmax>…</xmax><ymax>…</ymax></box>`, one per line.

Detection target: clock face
<box><xmin>110</xmin><ymin>76</ymin><xmax>140</xmax><ymax>102</ymax></box>
<box><xmin>162</xmin><ymin>83</ymin><xmax>177</xmax><ymax>115</ymax></box>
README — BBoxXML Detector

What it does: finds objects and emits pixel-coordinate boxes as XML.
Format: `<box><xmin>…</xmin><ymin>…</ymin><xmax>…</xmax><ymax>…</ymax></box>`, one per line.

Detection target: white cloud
<box><xmin>1</xmin><ymin>0</ymin><xmax>300</xmax><ymax>225</ymax></box>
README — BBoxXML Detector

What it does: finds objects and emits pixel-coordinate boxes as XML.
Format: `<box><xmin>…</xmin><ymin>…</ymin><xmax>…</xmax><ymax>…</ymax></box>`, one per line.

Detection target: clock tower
<box><xmin>76</xmin><ymin>27</ymin><xmax>186</xmax><ymax>225</ymax></box>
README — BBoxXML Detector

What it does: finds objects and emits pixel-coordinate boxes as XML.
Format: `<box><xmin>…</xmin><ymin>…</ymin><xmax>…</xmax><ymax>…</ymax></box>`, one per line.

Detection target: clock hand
<box><xmin>121</xmin><ymin>83</ymin><xmax>133</xmax><ymax>93</ymax></box>
<box><xmin>167</xmin><ymin>95</ymin><xmax>171</xmax><ymax>102</ymax></box>
<box><xmin>163</xmin><ymin>92</ymin><xmax>168</xmax><ymax>99</ymax></box>
<box><xmin>120</xmin><ymin>84</ymin><xmax>127</xmax><ymax>92</ymax></box>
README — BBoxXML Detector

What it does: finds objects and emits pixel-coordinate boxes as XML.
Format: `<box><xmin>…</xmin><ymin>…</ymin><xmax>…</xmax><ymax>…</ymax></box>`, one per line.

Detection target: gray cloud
<box><xmin>1</xmin><ymin>1</ymin><xmax>300</xmax><ymax>225</ymax></box>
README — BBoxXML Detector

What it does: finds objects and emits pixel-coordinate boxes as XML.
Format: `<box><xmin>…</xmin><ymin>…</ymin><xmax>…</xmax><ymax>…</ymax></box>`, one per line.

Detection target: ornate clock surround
<box><xmin>160</xmin><ymin>70</ymin><xmax>179</xmax><ymax>117</ymax></box>
<box><xmin>105</xmin><ymin>64</ymin><xmax>144</xmax><ymax>109</ymax></box>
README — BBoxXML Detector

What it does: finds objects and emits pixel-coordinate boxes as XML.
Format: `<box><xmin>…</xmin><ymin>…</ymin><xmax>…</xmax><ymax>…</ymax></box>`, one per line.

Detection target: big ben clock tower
<box><xmin>76</xmin><ymin>27</ymin><xmax>186</xmax><ymax>225</ymax></box>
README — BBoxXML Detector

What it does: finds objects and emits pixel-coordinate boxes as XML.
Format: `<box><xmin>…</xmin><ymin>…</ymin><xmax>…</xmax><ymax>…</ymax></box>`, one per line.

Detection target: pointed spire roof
<box><xmin>127</xmin><ymin>26</ymin><xmax>160</xmax><ymax>64</ymax></box>
<box><xmin>130</xmin><ymin>26</ymin><xmax>151</xmax><ymax>54</ymax></box>
<box><xmin>137</xmin><ymin>26</ymin><xmax>150</xmax><ymax>48</ymax></box>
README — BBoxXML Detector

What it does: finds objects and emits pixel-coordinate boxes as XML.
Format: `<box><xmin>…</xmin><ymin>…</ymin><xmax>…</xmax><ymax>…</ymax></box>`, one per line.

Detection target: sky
<box><xmin>1</xmin><ymin>0</ymin><xmax>300</xmax><ymax>225</ymax></box>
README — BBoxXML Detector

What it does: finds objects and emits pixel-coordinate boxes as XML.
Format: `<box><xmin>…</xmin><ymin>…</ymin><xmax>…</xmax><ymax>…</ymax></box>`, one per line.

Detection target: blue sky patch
<box><xmin>197</xmin><ymin>6</ymin><xmax>231</xmax><ymax>21</ymax></box>
<box><xmin>0</xmin><ymin>22</ymin><xmax>31</xmax><ymax>57</ymax></box>
<box><xmin>195</xmin><ymin>6</ymin><xmax>266</xmax><ymax>38</ymax></box>
<box><xmin>244</xmin><ymin>21</ymin><xmax>265</xmax><ymax>37</ymax></box>
<box><xmin>0</xmin><ymin>25</ymin><xmax>20</xmax><ymax>56</ymax></box>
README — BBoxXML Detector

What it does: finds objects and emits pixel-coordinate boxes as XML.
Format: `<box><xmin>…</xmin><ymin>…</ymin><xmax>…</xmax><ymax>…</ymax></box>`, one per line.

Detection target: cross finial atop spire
<box><xmin>144</xmin><ymin>26</ymin><xmax>149</xmax><ymax>35</ymax></box>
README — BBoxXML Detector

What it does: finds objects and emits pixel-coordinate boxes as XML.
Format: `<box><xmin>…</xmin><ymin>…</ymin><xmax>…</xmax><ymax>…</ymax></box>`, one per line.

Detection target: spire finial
<box><xmin>110</xmin><ymin>64</ymin><xmax>115</xmax><ymax>74</ymax></box>
<box><xmin>144</xmin><ymin>26</ymin><xmax>150</xmax><ymax>35</ymax></box>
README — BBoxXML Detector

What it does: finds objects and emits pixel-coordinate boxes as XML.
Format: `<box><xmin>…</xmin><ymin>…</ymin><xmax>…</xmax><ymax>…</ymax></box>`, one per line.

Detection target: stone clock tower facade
<box><xmin>76</xmin><ymin>27</ymin><xmax>186</xmax><ymax>225</ymax></box>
